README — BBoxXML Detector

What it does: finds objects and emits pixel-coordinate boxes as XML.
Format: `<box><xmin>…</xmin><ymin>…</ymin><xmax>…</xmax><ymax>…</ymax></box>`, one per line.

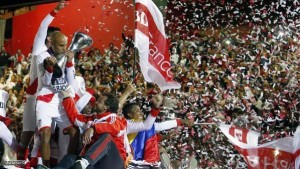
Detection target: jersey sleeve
<box><xmin>154</xmin><ymin>120</ymin><xmax>178</xmax><ymax>132</ymax></box>
<box><xmin>65</xmin><ymin>61</ymin><xmax>76</xmax><ymax>91</ymax></box>
<box><xmin>75</xmin><ymin>92</ymin><xmax>93</xmax><ymax>112</ymax></box>
<box><xmin>32</xmin><ymin>12</ymin><xmax>56</xmax><ymax>56</ymax></box>
<box><xmin>36</xmin><ymin>53</ymin><xmax>53</xmax><ymax>86</ymax></box>
<box><xmin>126</xmin><ymin>114</ymin><xmax>156</xmax><ymax>134</ymax></box>
<box><xmin>62</xmin><ymin>97</ymin><xmax>94</xmax><ymax>129</ymax></box>
<box><xmin>126</xmin><ymin>108</ymin><xmax>160</xmax><ymax>134</ymax></box>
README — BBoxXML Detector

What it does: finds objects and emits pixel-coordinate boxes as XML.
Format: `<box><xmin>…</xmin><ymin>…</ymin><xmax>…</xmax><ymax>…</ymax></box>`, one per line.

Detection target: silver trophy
<box><xmin>69</xmin><ymin>32</ymin><xmax>93</xmax><ymax>53</ymax></box>
<box><xmin>57</xmin><ymin>32</ymin><xmax>93</xmax><ymax>68</ymax></box>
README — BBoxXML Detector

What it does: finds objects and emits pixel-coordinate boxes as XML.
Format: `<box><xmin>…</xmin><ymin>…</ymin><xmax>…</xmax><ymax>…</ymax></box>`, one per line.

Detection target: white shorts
<box><xmin>22</xmin><ymin>94</ymin><xmax>37</xmax><ymax>131</ymax></box>
<box><xmin>36</xmin><ymin>93</ymin><xmax>72</xmax><ymax>131</ymax></box>
<box><xmin>0</xmin><ymin>121</ymin><xmax>17</xmax><ymax>151</ymax></box>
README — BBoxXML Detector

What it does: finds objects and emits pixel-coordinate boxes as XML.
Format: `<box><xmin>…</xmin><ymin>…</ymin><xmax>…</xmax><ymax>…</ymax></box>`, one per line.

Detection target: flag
<box><xmin>128</xmin><ymin>125</ymin><xmax>159</xmax><ymax>163</ymax></box>
<box><xmin>219</xmin><ymin>124</ymin><xmax>294</xmax><ymax>169</ymax></box>
<box><xmin>134</xmin><ymin>0</ymin><xmax>181</xmax><ymax>91</ymax></box>
<box><xmin>294</xmin><ymin>126</ymin><xmax>300</xmax><ymax>169</ymax></box>
<box><xmin>152</xmin><ymin>0</ymin><xmax>167</xmax><ymax>17</ymax></box>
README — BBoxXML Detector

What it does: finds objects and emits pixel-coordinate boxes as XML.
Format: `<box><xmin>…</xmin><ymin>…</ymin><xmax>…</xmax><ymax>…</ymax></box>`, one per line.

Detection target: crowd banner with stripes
<box><xmin>219</xmin><ymin>124</ymin><xmax>295</xmax><ymax>169</ymax></box>
<box><xmin>293</xmin><ymin>126</ymin><xmax>300</xmax><ymax>169</ymax></box>
<box><xmin>134</xmin><ymin>0</ymin><xmax>181</xmax><ymax>91</ymax></box>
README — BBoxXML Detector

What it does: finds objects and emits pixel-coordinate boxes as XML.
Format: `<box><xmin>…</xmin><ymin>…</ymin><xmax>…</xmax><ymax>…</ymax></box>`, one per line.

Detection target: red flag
<box><xmin>134</xmin><ymin>0</ymin><xmax>181</xmax><ymax>91</ymax></box>
<box><xmin>219</xmin><ymin>124</ymin><xmax>294</xmax><ymax>169</ymax></box>
<box><xmin>294</xmin><ymin>126</ymin><xmax>300</xmax><ymax>169</ymax></box>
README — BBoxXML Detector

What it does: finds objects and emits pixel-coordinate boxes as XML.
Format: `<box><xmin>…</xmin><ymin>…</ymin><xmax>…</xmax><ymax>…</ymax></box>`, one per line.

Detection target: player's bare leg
<box><xmin>40</xmin><ymin>127</ymin><xmax>51</xmax><ymax>167</ymax></box>
<box><xmin>17</xmin><ymin>131</ymin><xmax>34</xmax><ymax>160</ymax></box>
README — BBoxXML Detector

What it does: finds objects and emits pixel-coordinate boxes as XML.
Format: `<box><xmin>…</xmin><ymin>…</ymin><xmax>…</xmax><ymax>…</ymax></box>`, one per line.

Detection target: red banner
<box><xmin>219</xmin><ymin>124</ymin><xmax>295</xmax><ymax>169</ymax></box>
<box><xmin>135</xmin><ymin>0</ymin><xmax>181</xmax><ymax>91</ymax></box>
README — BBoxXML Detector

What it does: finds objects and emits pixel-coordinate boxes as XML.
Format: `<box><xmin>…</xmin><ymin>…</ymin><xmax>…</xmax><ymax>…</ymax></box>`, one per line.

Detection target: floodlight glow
<box><xmin>274</xmin><ymin>149</ymin><xmax>279</xmax><ymax>156</ymax></box>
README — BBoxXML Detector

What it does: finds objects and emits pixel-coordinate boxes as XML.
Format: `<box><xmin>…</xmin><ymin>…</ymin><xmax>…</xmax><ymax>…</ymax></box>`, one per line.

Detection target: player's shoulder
<box><xmin>36</xmin><ymin>50</ymin><xmax>51</xmax><ymax>62</ymax></box>
<box><xmin>0</xmin><ymin>89</ymin><xmax>8</xmax><ymax>96</ymax></box>
<box><xmin>38</xmin><ymin>50</ymin><xmax>50</xmax><ymax>56</ymax></box>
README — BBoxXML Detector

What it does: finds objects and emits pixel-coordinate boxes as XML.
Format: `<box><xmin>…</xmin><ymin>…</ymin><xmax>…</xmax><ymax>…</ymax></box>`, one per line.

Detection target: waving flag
<box><xmin>219</xmin><ymin>124</ymin><xmax>294</xmax><ymax>169</ymax></box>
<box><xmin>134</xmin><ymin>0</ymin><xmax>181</xmax><ymax>91</ymax></box>
<box><xmin>128</xmin><ymin>125</ymin><xmax>159</xmax><ymax>163</ymax></box>
<box><xmin>294</xmin><ymin>126</ymin><xmax>300</xmax><ymax>169</ymax></box>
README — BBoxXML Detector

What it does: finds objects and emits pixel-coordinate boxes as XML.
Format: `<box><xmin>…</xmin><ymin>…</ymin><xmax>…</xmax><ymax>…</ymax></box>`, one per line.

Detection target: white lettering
<box><xmin>153</xmin><ymin>53</ymin><xmax>164</xmax><ymax>65</ymax></box>
<box><xmin>135</xmin><ymin>11</ymin><xmax>140</xmax><ymax>22</ymax></box>
<box><xmin>161</xmin><ymin>61</ymin><xmax>170</xmax><ymax>71</ymax></box>
<box><xmin>52</xmin><ymin>84</ymin><xmax>68</xmax><ymax>92</ymax></box>
<box><xmin>280</xmin><ymin>160</ymin><xmax>288</xmax><ymax>168</ymax></box>
<box><xmin>135</xmin><ymin>11</ymin><xmax>148</xmax><ymax>26</ymax></box>
<box><xmin>149</xmin><ymin>41</ymin><xmax>174</xmax><ymax>78</ymax></box>
<box><xmin>234</xmin><ymin>129</ymin><xmax>243</xmax><ymax>141</ymax></box>
<box><xmin>246</xmin><ymin>156</ymin><xmax>259</xmax><ymax>167</ymax></box>
<box><xmin>247</xmin><ymin>156</ymin><xmax>292</xmax><ymax>169</ymax></box>
<box><xmin>166</xmin><ymin>67</ymin><xmax>172</xmax><ymax>77</ymax></box>
<box><xmin>149</xmin><ymin>42</ymin><xmax>162</xmax><ymax>60</ymax></box>
<box><xmin>264</xmin><ymin>157</ymin><xmax>274</xmax><ymax>169</ymax></box>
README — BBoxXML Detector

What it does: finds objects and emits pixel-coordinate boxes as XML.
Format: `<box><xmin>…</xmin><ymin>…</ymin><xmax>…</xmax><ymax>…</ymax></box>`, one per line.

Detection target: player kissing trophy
<box><xmin>44</xmin><ymin>32</ymin><xmax>93</xmax><ymax>91</ymax></box>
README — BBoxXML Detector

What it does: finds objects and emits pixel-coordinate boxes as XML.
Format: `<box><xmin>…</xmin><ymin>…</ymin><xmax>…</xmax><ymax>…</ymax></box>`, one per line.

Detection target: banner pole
<box><xmin>194</xmin><ymin>123</ymin><xmax>217</xmax><ymax>125</ymax></box>
<box><xmin>132</xmin><ymin>0</ymin><xmax>136</xmax><ymax>80</ymax></box>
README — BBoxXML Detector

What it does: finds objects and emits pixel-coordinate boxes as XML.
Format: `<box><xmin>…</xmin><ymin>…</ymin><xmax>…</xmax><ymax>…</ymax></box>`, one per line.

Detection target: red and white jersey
<box><xmin>125</xmin><ymin>108</ymin><xmax>159</xmax><ymax>134</ymax></box>
<box><xmin>36</xmin><ymin>51</ymin><xmax>76</xmax><ymax>95</ymax></box>
<box><xmin>27</xmin><ymin>12</ymin><xmax>56</xmax><ymax>95</ymax></box>
<box><xmin>154</xmin><ymin>119</ymin><xmax>180</xmax><ymax>132</ymax></box>
<box><xmin>62</xmin><ymin>97</ymin><xmax>127</xmax><ymax>160</ymax></box>
<box><xmin>0</xmin><ymin>89</ymin><xmax>9</xmax><ymax>117</ymax></box>
<box><xmin>74</xmin><ymin>76</ymin><xmax>86</xmax><ymax>97</ymax></box>
<box><xmin>75</xmin><ymin>91</ymin><xmax>93</xmax><ymax>113</ymax></box>
<box><xmin>126</xmin><ymin>115</ymin><xmax>181</xmax><ymax>134</ymax></box>
<box><xmin>73</xmin><ymin>76</ymin><xmax>90</xmax><ymax>112</ymax></box>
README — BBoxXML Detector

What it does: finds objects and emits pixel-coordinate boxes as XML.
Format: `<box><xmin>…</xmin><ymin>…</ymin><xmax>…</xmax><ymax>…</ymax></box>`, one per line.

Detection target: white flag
<box><xmin>134</xmin><ymin>0</ymin><xmax>181</xmax><ymax>91</ymax></box>
<box><xmin>219</xmin><ymin>124</ymin><xmax>294</xmax><ymax>169</ymax></box>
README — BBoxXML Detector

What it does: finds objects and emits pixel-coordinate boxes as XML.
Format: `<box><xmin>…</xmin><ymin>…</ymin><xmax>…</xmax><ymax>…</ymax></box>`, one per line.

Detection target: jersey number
<box><xmin>0</xmin><ymin>102</ymin><xmax>5</xmax><ymax>109</ymax></box>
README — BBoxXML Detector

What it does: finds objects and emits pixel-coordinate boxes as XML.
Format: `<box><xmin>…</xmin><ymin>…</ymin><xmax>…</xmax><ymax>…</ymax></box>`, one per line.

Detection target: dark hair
<box><xmin>101</xmin><ymin>93</ymin><xmax>119</xmax><ymax>113</ymax></box>
<box><xmin>45</xmin><ymin>26</ymin><xmax>61</xmax><ymax>44</ymax></box>
<box><xmin>47</xmin><ymin>26</ymin><xmax>61</xmax><ymax>36</ymax></box>
<box><xmin>122</xmin><ymin>102</ymin><xmax>138</xmax><ymax>119</ymax></box>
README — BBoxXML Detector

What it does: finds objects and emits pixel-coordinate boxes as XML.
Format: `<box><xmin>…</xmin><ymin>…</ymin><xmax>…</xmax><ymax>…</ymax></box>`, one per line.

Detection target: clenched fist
<box><xmin>151</xmin><ymin>94</ymin><xmax>163</xmax><ymax>109</ymax></box>
<box><xmin>65</xmin><ymin>50</ymin><xmax>74</xmax><ymax>62</ymax></box>
<box><xmin>45</xmin><ymin>56</ymin><xmax>57</xmax><ymax>67</ymax></box>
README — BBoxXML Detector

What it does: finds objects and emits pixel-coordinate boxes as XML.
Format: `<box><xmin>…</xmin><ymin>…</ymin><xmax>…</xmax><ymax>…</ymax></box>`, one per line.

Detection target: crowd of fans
<box><xmin>0</xmin><ymin>0</ymin><xmax>300</xmax><ymax>168</ymax></box>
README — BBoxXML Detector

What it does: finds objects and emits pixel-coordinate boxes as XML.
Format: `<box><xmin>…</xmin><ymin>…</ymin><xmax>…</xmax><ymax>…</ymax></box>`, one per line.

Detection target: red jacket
<box><xmin>62</xmin><ymin>97</ymin><xmax>127</xmax><ymax>160</ymax></box>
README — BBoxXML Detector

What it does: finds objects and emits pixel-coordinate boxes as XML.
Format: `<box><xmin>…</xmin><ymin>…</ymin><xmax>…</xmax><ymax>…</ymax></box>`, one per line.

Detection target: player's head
<box><xmin>93</xmin><ymin>93</ymin><xmax>119</xmax><ymax>114</ymax></box>
<box><xmin>45</xmin><ymin>26</ymin><xmax>61</xmax><ymax>47</ymax></box>
<box><xmin>51</xmin><ymin>31</ymin><xmax>68</xmax><ymax>56</ymax></box>
<box><xmin>122</xmin><ymin>102</ymin><xmax>143</xmax><ymax>121</ymax></box>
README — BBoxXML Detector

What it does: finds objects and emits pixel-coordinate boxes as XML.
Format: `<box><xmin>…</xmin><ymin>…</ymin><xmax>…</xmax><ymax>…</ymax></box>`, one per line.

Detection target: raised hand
<box><xmin>82</xmin><ymin>128</ymin><xmax>94</xmax><ymax>145</ymax></box>
<box><xmin>181</xmin><ymin>119</ymin><xmax>194</xmax><ymax>127</ymax></box>
<box><xmin>125</xmin><ymin>83</ymin><xmax>136</xmax><ymax>94</ymax></box>
<box><xmin>65</xmin><ymin>50</ymin><xmax>74</xmax><ymax>62</ymax></box>
<box><xmin>152</xmin><ymin>94</ymin><xmax>163</xmax><ymax>109</ymax></box>
<box><xmin>54</xmin><ymin>0</ymin><xmax>67</xmax><ymax>12</ymax></box>
<box><xmin>46</xmin><ymin>56</ymin><xmax>57</xmax><ymax>67</ymax></box>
